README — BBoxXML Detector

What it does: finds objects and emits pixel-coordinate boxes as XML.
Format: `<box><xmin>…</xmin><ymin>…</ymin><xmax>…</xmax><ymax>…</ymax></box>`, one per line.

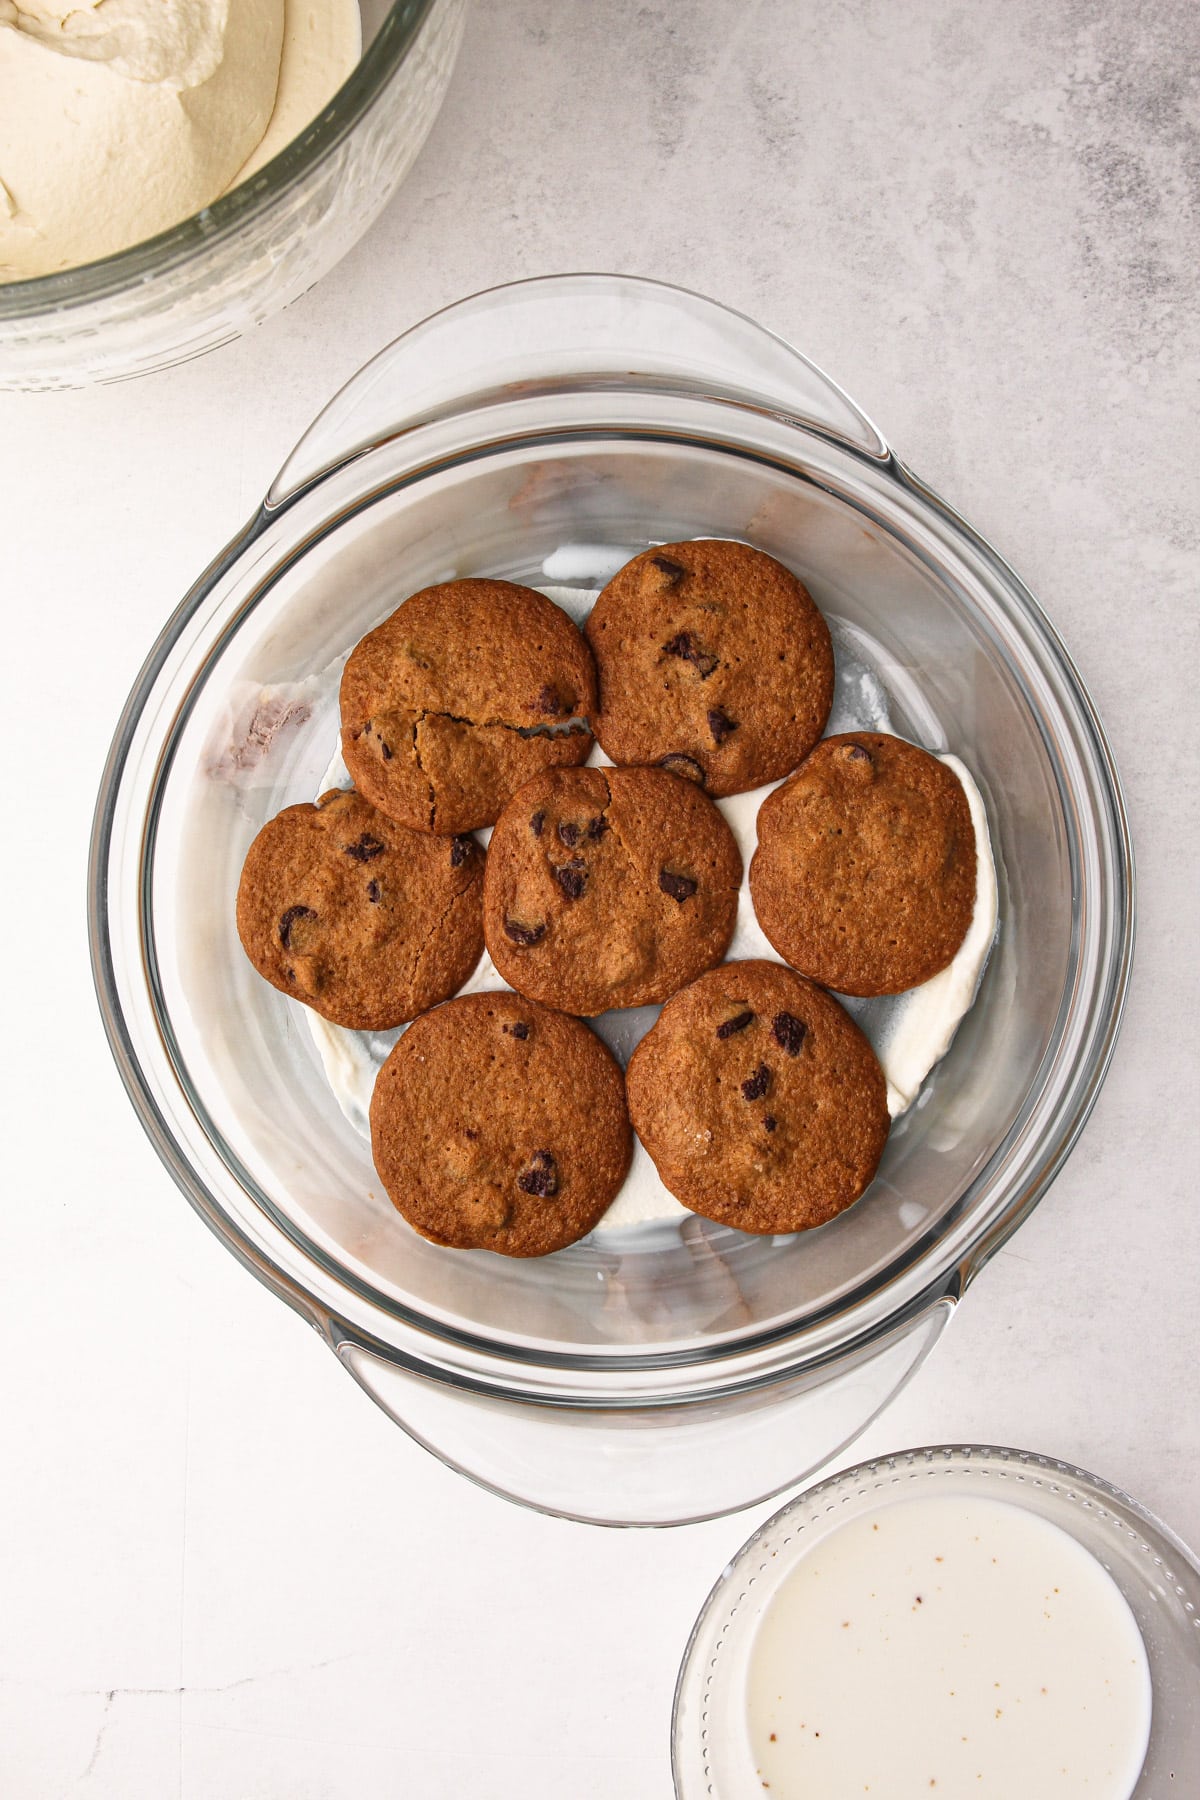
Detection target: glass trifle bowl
<box><xmin>90</xmin><ymin>275</ymin><xmax>1134</xmax><ymax>1525</ymax></box>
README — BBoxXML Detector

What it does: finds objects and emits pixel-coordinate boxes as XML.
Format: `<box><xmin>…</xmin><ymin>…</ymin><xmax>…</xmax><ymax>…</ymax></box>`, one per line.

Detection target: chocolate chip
<box><xmin>842</xmin><ymin>740</ymin><xmax>875</xmax><ymax>781</ymax></box>
<box><xmin>517</xmin><ymin>1149</ymin><xmax>558</xmax><ymax>1197</ymax></box>
<box><xmin>741</xmin><ymin>1064</ymin><xmax>771</xmax><ymax>1102</ymax></box>
<box><xmin>557</xmin><ymin>821</ymin><xmax>581</xmax><ymax>848</ymax></box>
<box><xmin>716</xmin><ymin>1009</ymin><xmax>754</xmax><ymax>1039</ymax></box>
<box><xmin>344</xmin><ymin>833</ymin><xmax>385</xmax><ymax>862</ymax></box>
<box><xmin>663</xmin><ymin>632</ymin><xmax>719</xmax><ymax>679</ymax></box>
<box><xmin>586</xmin><ymin>816</ymin><xmax>609</xmax><ymax>840</ymax></box>
<box><xmin>536</xmin><ymin>683</ymin><xmax>564</xmax><ymax>717</ymax></box>
<box><xmin>772</xmin><ymin>1012</ymin><xmax>807</xmax><ymax>1056</ymax></box>
<box><xmin>504</xmin><ymin>1020</ymin><xmax>530</xmax><ymax>1040</ymax></box>
<box><xmin>278</xmin><ymin>904</ymin><xmax>316</xmax><ymax>948</ymax></box>
<box><xmin>380</xmin><ymin>740</ymin><xmax>393</xmax><ymax>760</ymax></box>
<box><xmin>659</xmin><ymin>753</ymin><xmax>707</xmax><ymax>788</ymax></box>
<box><xmin>366</xmin><ymin>880</ymin><xmax>381</xmax><ymax>904</ymax></box>
<box><xmin>708</xmin><ymin>706</ymin><xmax>738</xmax><ymax>745</ymax></box>
<box><xmin>554</xmin><ymin>859</ymin><xmax>587</xmax><ymax>901</ymax></box>
<box><xmin>659</xmin><ymin>868</ymin><xmax>698</xmax><ymax>903</ymax></box>
<box><xmin>504</xmin><ymin>917</ymin><xmax>546</xmax><ymax>946</ymax></box>
<box><xmin>449</xmin><ymin>835</ymin><xmax>473</xmax><ymax>867</ymax></box>
<box><xmin>651</xmin><ymin>555</ymin><xmax>687</xmax><ymax>583</ymax></box>
<box><xmin>464</xmin><ymin>1128</ymin><xmax>479</xmax><ymax>1140</ymax></box>
<box><xmin>530</xmin><ymin>810</ymin><xmax>546</xmax><ymax>837</ymax></box>
<box><xmin>763</xmin><ymin>1114</ymin><xmax>777</xmax><ymax>1132</ymax></box>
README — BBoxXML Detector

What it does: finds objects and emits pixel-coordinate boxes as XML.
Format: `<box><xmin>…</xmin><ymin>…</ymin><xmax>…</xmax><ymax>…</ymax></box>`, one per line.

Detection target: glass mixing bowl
<box><xmin>0</xmin><ymin>0</ymin><xmax>464</xmax><ymax>391</ymax></box>
<box><xmin>89</xmin><ymin>275</ymin><xmax>1134</xmax><ymax>1525</ymax></box>
<box><xmin>673</xmin><ymin>1445</ymin><xmax>1200</xmax><ymax>1797</ymax></box>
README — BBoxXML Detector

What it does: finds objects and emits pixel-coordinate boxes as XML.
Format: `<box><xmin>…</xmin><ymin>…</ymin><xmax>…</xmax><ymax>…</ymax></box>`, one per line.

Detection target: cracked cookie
<box><xmin>235</xmin><ymin>787</ymin><xmax>484</xmax><ymax>1029</ymax></box>
<box><xmin>584</xmin><ymin>540</ymin><xmax>834</xmax><ymax>797</ymax></box>
<box><xmin>750</xmin><ymin>732</ymin><xmax>977</xmax><ymax>996</ymax></box>
<box><xmin>369</xmin><ymin>991</ymin><xmax>632</xmax><ymax>1256</ymax></box>
<box><xmin>340</xmin><ymin>578</ymin><xmax>597</xmax><ymax>834</ymax></box>
<box><xmin>626</xmin><ymin>960</ymin><xmax>889</xmax><ymax>1234</ymax></box>
<box><xmin>483</xmin><ymin>765</ymin><xmax>742</xmax><ymax>1015</ymax></box>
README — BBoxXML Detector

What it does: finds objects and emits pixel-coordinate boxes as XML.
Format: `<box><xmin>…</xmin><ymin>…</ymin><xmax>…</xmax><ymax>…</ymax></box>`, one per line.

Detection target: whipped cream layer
<box><xmin>298</xmin><ymin>571</ymin><xmax>1000</xmax><ymax>1237</ymax></box>
<box><xmin>0</xmin><ymin>0</ymin><xmax>359</xmax><ymax>280</ymax></box>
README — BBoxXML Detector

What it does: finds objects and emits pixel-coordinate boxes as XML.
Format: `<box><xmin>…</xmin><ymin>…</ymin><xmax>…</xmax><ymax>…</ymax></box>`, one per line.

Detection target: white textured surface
<box><xmin>1</xmin><ymin>1</ymin><xmax>1198</xmax><ymax>1795</ymax></box>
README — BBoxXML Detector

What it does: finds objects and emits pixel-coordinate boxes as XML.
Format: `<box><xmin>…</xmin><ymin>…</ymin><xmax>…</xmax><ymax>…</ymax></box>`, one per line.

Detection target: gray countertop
<box><xmin>2</xmin><ymin>1</ymin><xmax>1197</xmax><ymax>1793</ymax></box>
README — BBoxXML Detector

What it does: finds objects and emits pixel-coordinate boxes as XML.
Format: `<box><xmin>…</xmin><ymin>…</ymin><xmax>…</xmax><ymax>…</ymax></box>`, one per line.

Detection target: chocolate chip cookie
<box><xmin>625</xmin><ymin>960</ymin><xmax>889</xmax><ymax>1234</ymax></box>
<box><xmin>750</xmin><ymin>732</ymin><xmax>977</xmax><ymax>996</ymax></box>
<box><xmin>369</xmin><ymin>992</ymin><xmax>632</xmax><ymax>1256</ymax></box>
<box><xmin>584</xmin><ymin>540</ymin><xmax>834</xmax><ymax>797</ymax></box>
<box><xmin>340</xmin><ymin>579</ymin><xmax>597</xmax><ymax>835</ymax></box>
<box><xmin>483</xmin><ymin>765</ymin><xmax>741</xmax><ymax>1014</ymax></box>
<box><xmin>236</xmin><ymin>787</ymin><xmax>484</xmax><ymax>1030</ymax></box>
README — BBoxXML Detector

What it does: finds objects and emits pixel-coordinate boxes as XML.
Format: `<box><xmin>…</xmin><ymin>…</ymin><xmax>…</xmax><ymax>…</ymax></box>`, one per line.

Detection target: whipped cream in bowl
<box><xmin>0</xmin><ymin>0</ymin><xmax>463</xmax><ymax>392</ymax></box>
<box><xmin>0</xmin><ymin>0</ymin><xmax>361</xmax><ymax>279</ymax></box>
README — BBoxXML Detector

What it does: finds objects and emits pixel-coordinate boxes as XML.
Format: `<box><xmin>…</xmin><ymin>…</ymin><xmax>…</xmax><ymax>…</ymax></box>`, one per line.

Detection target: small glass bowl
<box><xmin>0</xmin><ymin>0</ymin><xmax>465</xmax><ymax>390</ymax></box>
<box><xmin>673</xmin><ymin>1444</ymin><xmax>1200</xmax><ymax>1798</ymax></box>
<box><xmin>90</xmin><ymin>276</ymin><xmax>1135</xmax><ymax>1525</ymax></box>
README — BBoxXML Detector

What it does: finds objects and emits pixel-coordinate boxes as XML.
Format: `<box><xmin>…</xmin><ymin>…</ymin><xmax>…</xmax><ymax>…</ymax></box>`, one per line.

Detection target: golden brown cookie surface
<box><xmin>584</xmin><ymin>540</ymin><xmax>834</xmax><ymax>797</ymax></box>
<box><xmin>625</xmin><ymin>960</ymin><xmax>889</xmax><ymax>1234</ymax></box>
<box><xmin>750</xmin><ymin>732</ymin><xmax>977</xmax><ymax>996</ymax></box>
<box><xmin>340</xmin><ymin>579</ymin><xmax>597</xmax><ymax>834</ymax></box>
<box><xmin>483</xmin><ymin>765</ymin><xmax>742</xmax><ymax>1015</ymax></box>
<box><xmin>235</xmin><ymin>787</ymin><xmax>483</xmax><ymax>1030</ymax></box>
<box><xmin>369</xmin><ymin>992</ymin><xmax>631</xmax><ymax>1256</ymax></box>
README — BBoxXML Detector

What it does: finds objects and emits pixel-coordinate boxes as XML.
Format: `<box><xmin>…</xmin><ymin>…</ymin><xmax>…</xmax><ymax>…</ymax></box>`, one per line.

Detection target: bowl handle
<box><xmin>328</xmin><ymin>1298</ymin><xmax>952</xmax><ymax>1528</ymax></box>
<box><xmin>268</xmin><ymin>274</ymin><xmax>889</xmax><ymax>507</ymax></box>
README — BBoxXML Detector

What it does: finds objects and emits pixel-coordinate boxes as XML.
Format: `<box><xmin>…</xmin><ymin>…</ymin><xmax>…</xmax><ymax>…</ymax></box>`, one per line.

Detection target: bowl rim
<box><xmin>86</xmin><ymin>277</ymin><xmax>1137</xmax><ymax>1402</ymax></box>
<box><xmin>0</xmin><ymin>0</ymin><xmax>438</xmax><ymax>315</ymax></box>
<box><xmin>671</xmin><ymin>1440</ymin><xmax>1200</xmax><ymax>1797</ymax></box>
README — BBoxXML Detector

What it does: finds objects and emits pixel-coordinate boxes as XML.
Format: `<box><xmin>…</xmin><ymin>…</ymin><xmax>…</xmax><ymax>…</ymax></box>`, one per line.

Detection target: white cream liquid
<box><xmin>745</xmin><ymin>1494</ymin><xmax>1152</xmax><ymax>1800</ymax></box>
